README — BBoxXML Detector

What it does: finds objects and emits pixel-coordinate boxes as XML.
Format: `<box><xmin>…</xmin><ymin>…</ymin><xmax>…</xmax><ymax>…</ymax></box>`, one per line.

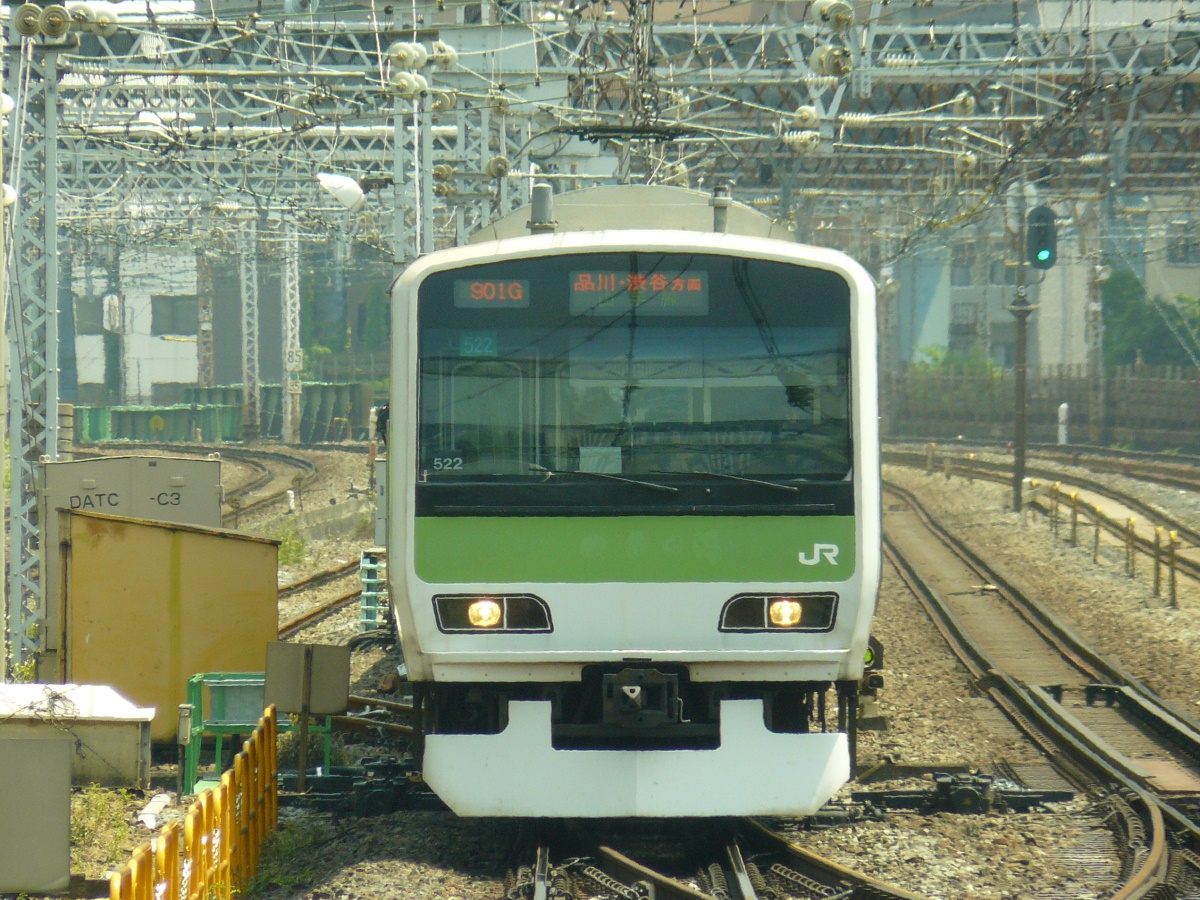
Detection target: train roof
<box><xmin>467</xmin><ymin>184</ymin><xmax>796</xmax><ymax>244</ymax></box>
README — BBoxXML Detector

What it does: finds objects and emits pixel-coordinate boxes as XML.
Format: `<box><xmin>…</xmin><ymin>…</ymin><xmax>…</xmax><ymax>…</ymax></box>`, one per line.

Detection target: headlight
<box><xmin>467</xmin><ymin>599</ymin><xmax>502</xmax><ymax>628</ymax></box>
<box><xmin>719</xmin><ymin>592</ymin><xmax>838</xmax><ymax>632</ymax></box>
<box><xmin>434</xmin><ymin>593</ymin><xmax>552</xmax><ymax>633</ymax></box>
<box><xmin>768</xmin><ymin>598</ymin><xmax>803</xmax><ymax>627</ymax></box>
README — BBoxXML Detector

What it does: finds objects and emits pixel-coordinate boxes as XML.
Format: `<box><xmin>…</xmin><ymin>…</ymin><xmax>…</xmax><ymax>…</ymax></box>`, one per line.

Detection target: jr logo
<box><xmin>799</xmin><ymin>543</ymin><xmax>840</xmax><ymax>566</ymax></box>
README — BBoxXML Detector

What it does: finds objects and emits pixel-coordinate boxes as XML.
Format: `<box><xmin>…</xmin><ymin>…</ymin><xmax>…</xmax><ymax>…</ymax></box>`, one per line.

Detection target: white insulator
<box><xmin>782</xmin><ymin>130</ymin><xmax>821</xmax><ymax>153</ymax></box>
<box><xmin>838</xmin><ymin>112</ymin><xmax>872</xmax><ymax>126</ymax></box>
<box><xmin>792</xmin><ymin>105</ymin><xmax>820</xmax><ymax>129</ymax></box>
<box><xmin>431</xmin><ymin>90</ymin><xmax>457</xmax><ymax>112</ymax></box>
<box><xmin>813</xmin><ymin>0</ymin><xmax>854</xmax><ymax>33</ymax></box>
<box><xmin>14</xmin><ymin>3</ymin><xmax>42</xmax><ymax>35</ymax></box>
<box><xmin>389</xmin><ymin>71</ymin><xmax>428</xmax><ymax>98</ymax></box>
<box><xmin>881</xmin><ymin>54</ymin><xmax>919</xmax><ymax>68</ymax></box>
<box><xmin>431</xmin><ymin>163</ymin><xmax>457</xmax><ymax>181</ymax></box>
<box><xmin>1</xmin><ymin>183</ymin><xmax>17</xmax><ymax>208</ymax></box>
<box><xmin>90</xmin><ymin>6</ymin><xmax>118</xmax><ymax>36</ymax></box>
<box><xmin>0</xmin><ymin>93</ymin><xmax>14</xmax><ymax>117</ymax></box>
<box><xmin>485</xmin><ymin>156</ymin><xmax>511</xmax><ymax>178</ymax></box>
<box><xmin>952</xmin><ymin>90</ymin><xmax>976</xmax><ymax>116</ymax></box>
<box><xmin>39</xmin><ymin>5</ymin><xmax>72</xmax><ymax>37</ymax></box>
<box><xmin>798</xmin><ymin>75</ymin><xmax>841</xmax><ymax>91</ymax></box>
<box><xmin>387</xmin><ymin>41</ymin><xmax>427</xmax><ymax>70</ymax></box>
<box><xmin>431</xmin><ymin>41</ymin><xmax>458</xmax><ymax>69</ymax></box>
<box><xmin>749</xmin><ymin>196</ymin><xmax>779</xmax><ymax>208</ymax></box>
<box><xmin>284</xmin><ymin>0</ymin><xmax>320</xmax><ymax>12</ymax></box>
<box><xmin>810</xmin><ymin>45</ymin><xmax>852</xmax><ymax>78</ymax></box>
<box><xmin>953</xmin><ymin>151</ymin><xmax>977</xmax><ymax>176</ymax></box>
<box><xmin>67</xmin><ymin>3</ymin><xmax>95</xmax><ymax>26</ymax></box>
<box><xmin>664</xmin><ymin>90</ymin><xmax>689</xmax><ymax>121</ymax></box>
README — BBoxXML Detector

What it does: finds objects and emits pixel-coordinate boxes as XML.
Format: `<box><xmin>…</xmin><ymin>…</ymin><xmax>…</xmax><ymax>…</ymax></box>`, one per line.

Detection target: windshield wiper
<box><xmin>659</xmin><ymin>470</ymin><xmax>798</xmax><ymax>494</ymax></box>
<box><xmin>529</xmin><ymin>464</ymin><xmax>678</xmax><ymax>494</ymax></box>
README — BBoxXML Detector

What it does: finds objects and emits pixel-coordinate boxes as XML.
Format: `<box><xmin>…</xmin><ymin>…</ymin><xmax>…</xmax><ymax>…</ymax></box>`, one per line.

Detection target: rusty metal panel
<box><xmin>64</xmin><ymin>510</ymin><xmax>277</xmax><ymax>741</ymax></box>
<box><xmin>40</xmin><ymin>456</ymin><xmax>223</xmax><ymax>679</ymax></box>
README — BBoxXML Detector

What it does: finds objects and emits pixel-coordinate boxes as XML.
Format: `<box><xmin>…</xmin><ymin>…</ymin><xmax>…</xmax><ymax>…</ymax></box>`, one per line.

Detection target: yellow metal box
<box><xmin>62</xmin><ymin>511</ymin><xmax>278</xmax><ymax>741</ymax></box>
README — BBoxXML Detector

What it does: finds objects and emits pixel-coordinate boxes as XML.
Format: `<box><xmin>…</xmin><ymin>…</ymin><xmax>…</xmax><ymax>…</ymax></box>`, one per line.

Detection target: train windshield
<box><xmin>416</xmin><ymin>251</ymin><xmax>852</xmax><ymax>515</ymax></box>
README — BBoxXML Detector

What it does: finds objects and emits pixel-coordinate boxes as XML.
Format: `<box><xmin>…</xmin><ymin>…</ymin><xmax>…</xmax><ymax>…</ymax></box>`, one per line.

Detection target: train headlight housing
<box><xmin>434</xmin><ymin>594</ymin><xmax>553</xmax><ymax>633</ymax></box>
<box><xmin>719</xmin><ymin>592</ymin><xmax>838</xmax><ymax>632</ymax></box>
<box><xmin>767</xmin><ymin>598</ymin><xmax>803</xmax><ymax>628</ymax></box>
<box><xmin>468</xmin><ymin>599</ymin><xmax>502</xmax><ymax>628</ymax></box>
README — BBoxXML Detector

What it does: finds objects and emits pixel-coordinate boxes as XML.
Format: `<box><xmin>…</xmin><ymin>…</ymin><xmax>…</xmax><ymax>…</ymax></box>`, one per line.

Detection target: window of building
<box><xmin>75</xmin><ymin>295</ymin><xmax>104</xmax><ymax>335</ymax></box>
<box><xmin>989</xmin><ymin>260</ymin><xmax>1019</xmax><ymax>286</ymax></box>
<box><xmin>1166</xmin><ymin>221</ymin><xmax>1200</xmax><ymax>265</ymax></box>
<box><xmin>951</xmin><ymin>243</ymin><xmax>975</xmax><ymax>286</ymax></box>
<box><xmin>151</xmin><ymin>294</ymin><xmax>199</xmax><ymax>335</ymax></box>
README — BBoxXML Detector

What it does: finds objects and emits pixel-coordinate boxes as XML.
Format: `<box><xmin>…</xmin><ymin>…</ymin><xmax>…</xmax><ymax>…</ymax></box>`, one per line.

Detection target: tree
<box><xmin>1101</xmin><ymin>267</ymin><xmax>1200</xmax><ymax>367</ymax></box>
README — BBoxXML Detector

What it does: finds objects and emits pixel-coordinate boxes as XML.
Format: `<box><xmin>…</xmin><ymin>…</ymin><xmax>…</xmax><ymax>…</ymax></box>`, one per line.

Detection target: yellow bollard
<box><xmin>1153</xmin><ymin>527</ymin><xmax>1163</xmax><ymax>597</ymax></box>
<box><xmin>1070</xmin><ymin>492</ymin><xmax>1079</xmax><ymax>546</ymax></box>
<box><xmin>109</xmin><ymin>866</ymin><xmax>132</xmax><ymax>900</ymax></box>
<box><xmin>1093</xmin><ymin>506</ymin><xmax>1103</xmax><ymax>563</ymax></box>
<box><xmin>154</xmin><ymin>823</ymin><xmax>181</xmax><ymax>900</ymax></box>
<box><xmin>1126</xmin><ymin>518</ymin><xmax>1137</xmax><ymax>576</ymax></box>
<box><xmin>1169</xmin><ymin>530</ymin><xmax>1179</xmax><ymax>609</ymax></box>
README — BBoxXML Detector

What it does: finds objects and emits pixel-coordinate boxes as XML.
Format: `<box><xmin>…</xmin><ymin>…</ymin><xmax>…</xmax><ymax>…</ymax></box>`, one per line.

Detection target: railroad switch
<box><xmin>1084</xmin><ymin>683</ymin><xmax>1123</xmax><ymax>707</ymax></box>
<box><xmin>852</xmin><ymin>773</ymin><xmax>1073</xmax><ymax>815</ymax></box>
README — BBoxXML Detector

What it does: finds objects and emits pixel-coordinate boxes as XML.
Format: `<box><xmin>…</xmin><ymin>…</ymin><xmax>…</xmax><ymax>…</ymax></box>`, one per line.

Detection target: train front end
<box><xmin>390</xmin><ymin>229</ymin><xmax>879</xmax><ymax>817</ymax></box>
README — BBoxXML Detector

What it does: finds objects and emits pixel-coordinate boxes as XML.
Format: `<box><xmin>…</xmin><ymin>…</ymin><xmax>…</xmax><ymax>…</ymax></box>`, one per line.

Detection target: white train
<box><xmin>388</xmin><ymin>185</ymin><xmax>880</xmax><ymax>817</ymax></box>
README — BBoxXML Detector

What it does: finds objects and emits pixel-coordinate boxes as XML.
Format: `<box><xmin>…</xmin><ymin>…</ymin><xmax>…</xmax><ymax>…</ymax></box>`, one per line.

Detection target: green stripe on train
<box><xmin>414</xmin><ymin>516</ymin><xmax>856</xmax><ymax>583</ymax></box>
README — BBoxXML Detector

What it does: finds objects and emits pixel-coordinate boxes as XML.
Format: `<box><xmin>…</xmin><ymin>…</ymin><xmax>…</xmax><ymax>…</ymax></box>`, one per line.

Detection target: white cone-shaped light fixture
<box><xmin>317</xmin><ymin>173</ymin><xmax>365</xmax><ymax>212</ymax></box>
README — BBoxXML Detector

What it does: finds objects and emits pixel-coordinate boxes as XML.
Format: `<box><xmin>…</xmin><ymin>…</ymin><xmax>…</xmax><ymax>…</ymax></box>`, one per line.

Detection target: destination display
<box><xmin>569</xmin><ymin>270</ymin><xmax>709</xmax><ymax>316</ymax></box>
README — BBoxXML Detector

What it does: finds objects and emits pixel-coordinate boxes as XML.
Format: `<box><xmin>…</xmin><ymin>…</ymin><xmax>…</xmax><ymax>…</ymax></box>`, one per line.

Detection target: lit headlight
<box><xmin>434</xmin><ymin>594</ymin><xmax>553</xmax><ymax>633</ymax></box>
<box><xmin>719</xmin><ymin>592</ymin><xmax>838</xmax><ymax>632</ymax></box>
<box><xmin>768</xmin><ymin>598</ymin><xmax>803</xmax><ymax>627</ymax></box>
<box><xmin>467</xmin><ymin>598</ymin><xmax>502</xmax><ymax>627</ymax></box>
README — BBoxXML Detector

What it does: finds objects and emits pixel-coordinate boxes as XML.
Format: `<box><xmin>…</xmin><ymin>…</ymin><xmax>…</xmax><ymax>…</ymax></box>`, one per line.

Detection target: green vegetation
<box><xmin>274</xmin><ymin>726</ymin><xmax>355</xmax><ymax>769</ymax></box>
<box><xmin>71</xmin><ymin>785</ymin><xmax>135</xmax><ymax>877</ymax></box>
<box><xmin>248</xmin><ymin>818</ymin><xmax>338</xmax><ymax>896</ymax></box>
<box><xmin>912</xmin><ymin>344</ymin><xmax>1004</xmax><ymax>376</ymax></box>
<box><xmin>1102</xmin><ymin>267</ymin><xmax>1200</xmax><ymax>366</ymax></box>
<box><xmin>9</xmin><ymin>655</ymin><xmax>37</xmax><ymax>683</ymax></box>
<box><xmin>270</xmin><ymin>520</ymin><xmax>307</xmax><ymax>566</ymax></box>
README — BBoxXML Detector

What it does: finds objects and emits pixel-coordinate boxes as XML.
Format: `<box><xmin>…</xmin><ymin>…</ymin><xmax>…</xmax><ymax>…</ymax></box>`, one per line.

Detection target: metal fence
<box><xmin>885</xmin><ymin>364</ymin><xmax>1200</xmax><ymax>450</ymax></box>
<box><xmin>108</xmin><ymin>708</ymin><xmax>279</xmax><ymax>900</ymax></box>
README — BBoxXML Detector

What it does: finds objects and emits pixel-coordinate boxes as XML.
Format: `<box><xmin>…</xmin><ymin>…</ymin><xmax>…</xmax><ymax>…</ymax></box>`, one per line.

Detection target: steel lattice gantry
<box><xmin>5</xmin><ymin>1</ymin><xmax>1200</xmax><ymax>669</ymax></box>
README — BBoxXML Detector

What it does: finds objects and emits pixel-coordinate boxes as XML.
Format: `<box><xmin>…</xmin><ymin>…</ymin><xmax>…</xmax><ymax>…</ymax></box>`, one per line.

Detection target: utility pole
<box><xmin>239</xmin><ymin>215</ymin><xmax>261</xmax><ymax>443</ymax></box>
<box><xmin>1010</xmin><ymin>177</ymin><xmax>1032</xmax><ymax>512</ymax></box>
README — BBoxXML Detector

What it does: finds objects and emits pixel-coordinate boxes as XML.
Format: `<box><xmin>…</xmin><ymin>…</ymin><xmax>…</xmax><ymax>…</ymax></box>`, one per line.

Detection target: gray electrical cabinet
<box><xmin>0</xmin><ymin>737</ymin><xmax>71</xmax><ymax>893</ymax></box>
<box><xmin>38</xmin><ymin>456</ymin><xmax>223</xmax><ymax>680</ymax></box>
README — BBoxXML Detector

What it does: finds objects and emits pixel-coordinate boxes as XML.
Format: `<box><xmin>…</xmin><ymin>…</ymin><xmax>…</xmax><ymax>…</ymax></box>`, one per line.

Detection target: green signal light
<box><xmin>1037</xmin><ymin>249</ymin><xmax>1051</xmax><ymax>261</ymax></box>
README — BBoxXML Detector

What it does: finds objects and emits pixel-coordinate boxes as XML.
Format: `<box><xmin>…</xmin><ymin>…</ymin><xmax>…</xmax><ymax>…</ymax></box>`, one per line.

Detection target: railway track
<box><xmin>884</xmin><ymin>443</ymin><xmax>1200</xmax><ymax>585</ymax></box>
<box><xmin>77</xmin><ymin>440</ymin><xmax>322</xmax><ymax>525</ymax></box>
<box><xmin>882</xmin><ymin>480</ymin><xmax>1200</xmax><ymax>896</ymax></box>
<box><xmin>505</xmin><ymin>821</ymin><xmax>936</xmax><ymax>900</ymax></box>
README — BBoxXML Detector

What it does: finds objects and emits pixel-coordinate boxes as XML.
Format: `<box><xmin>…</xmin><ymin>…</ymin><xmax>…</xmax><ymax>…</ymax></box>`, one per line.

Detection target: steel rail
<box><xmin>883</xmin><ymin>446</ymin><xmax>1200</xmax><ymax>580</ymax></box>
<box><xmin>277</xmin><ymin>587</ymin><xmax>361</xmax><ymax>639</ymax></box>
<box><xmin>884</xmin><ymin>481</ymin><xmax>1200</xmax><ymax>854</ymax></box>
<box><xmin>279</xmin><ymin>559</ymin><xmax>361</xmax><ymax>598</ymax></box>
<box><xmin>740</xmin><ymin>820</ymin><xmax>934</xmax><ymax>900</ymax></box>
